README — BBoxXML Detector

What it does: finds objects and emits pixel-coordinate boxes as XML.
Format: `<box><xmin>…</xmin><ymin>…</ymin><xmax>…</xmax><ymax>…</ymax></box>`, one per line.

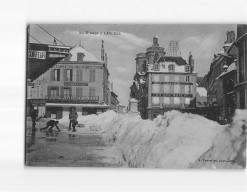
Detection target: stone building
<box><xmin>235</xmin><ymin>24</ymin><xmax>247</xmax><ymax>109</ymax></box>
<box><xmin>28</xmin><ymin>41</ymin><xmax>112</xmax><ymax>118</ymax></box>
<box><xmin>201</xmin><ymin>31</ymin><xmax>237</xmax><ymax>121</ymax></box>
<box><xmin>130</xmin><ymin>36</ymin><xmax>197</xmax><ymax>119</ymax></box>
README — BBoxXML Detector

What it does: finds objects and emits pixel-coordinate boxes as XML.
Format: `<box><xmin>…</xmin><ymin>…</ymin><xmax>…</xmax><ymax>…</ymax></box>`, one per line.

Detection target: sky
<box><xmin>29</xmin><ymin>24</ymin><xmax>237</xmax><ymax>106</ymax></box>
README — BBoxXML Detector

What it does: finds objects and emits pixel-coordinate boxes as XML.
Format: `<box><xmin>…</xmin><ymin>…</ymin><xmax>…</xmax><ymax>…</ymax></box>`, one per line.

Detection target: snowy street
<box><xmin>25</xmin><ymin>119</ymin><xmax>121</xmax><ymax>167</ymax></box>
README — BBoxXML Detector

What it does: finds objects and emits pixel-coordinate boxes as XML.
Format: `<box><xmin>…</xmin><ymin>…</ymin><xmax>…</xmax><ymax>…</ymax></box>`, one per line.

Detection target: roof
<box><xmin>216</xmin><ymin>62</ymin><xmax>237</xmax><ymax>79</ymax></box>
<box><xmin>196</xmin><ymin>87</ymin><xmax>207</xmax><ymax>97</ymax></box>
<box><xmin>158</xmin><ymin>56</ymin><xmax>187</xmax><ymax>65</ymax></box>
<box><xmin>63</xmin><ymin>46</ymin><xmax>103</xmax><ymax>63</ymax></box>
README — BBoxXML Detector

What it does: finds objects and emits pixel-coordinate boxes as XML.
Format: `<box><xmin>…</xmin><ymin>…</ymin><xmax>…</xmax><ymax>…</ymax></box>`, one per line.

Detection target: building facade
<box><xmin>28</xmin><ymin>41</ymin><xmax>112</xmax><ymax>118</ymax></box>
<box><xmin>146</xmin><ymin>56</ymin><xmax>197</xmax><ymax>119</ymax></box>
<box><xmin>201</xmin><ymin>31</ymin><xmax>237</xmax><ymax>122</ymax></box>
<box><xmin>130</xmin><ymin>36</ymin><xmax>197</xmax><ymax>119</ymax></box>
<box><xmin>235</xmin><ymin>24</ymin><xmax>247</xmax><ymax>109</ymax></box>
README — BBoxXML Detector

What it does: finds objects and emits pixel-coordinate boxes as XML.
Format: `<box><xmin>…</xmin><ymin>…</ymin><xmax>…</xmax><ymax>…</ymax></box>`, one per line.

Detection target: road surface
<box><xmin>25</xmin><ymin>119</ymin><xmax>121</xmax><ymax>167</ymax></box>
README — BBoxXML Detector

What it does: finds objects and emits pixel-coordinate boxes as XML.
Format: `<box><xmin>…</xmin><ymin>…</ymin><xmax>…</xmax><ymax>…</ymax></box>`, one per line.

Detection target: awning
<box><xmin>46</xmin><ymin>103</ymin><xmax>110</xmax><ymax>108</ymax></box>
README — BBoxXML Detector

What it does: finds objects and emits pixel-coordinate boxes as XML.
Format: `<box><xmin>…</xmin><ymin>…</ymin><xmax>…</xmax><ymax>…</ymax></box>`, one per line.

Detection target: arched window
<box><xmin>168</xmin><ymin>64</ymin><xmax>174</xmax><ymax>71</ymax></box>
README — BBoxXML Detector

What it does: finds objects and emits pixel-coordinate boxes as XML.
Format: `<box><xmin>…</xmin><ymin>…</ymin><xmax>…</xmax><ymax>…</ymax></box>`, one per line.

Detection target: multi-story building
<box><xmin>28</xmin><ymin>41</ymin><xmax>112</xmax><ymax>118</ymax></box>
<box><xmin>235</xmin><ymin>24</ymin><xmax>247</xmax><ymax>109</ymax></box>
<box><xmin>201</xmin><ymin>31</ymin><xmax>237</xmax><ymax>121</ymax></box>
<box><xmin>130</xmin><ymin>36</ymin><xmax>197</xmax><ymax>119</ymax></box>
<box><xmin>146</xmin><ymin>55</ymin><xmax>197</xmax><ymax>119</ymax></box>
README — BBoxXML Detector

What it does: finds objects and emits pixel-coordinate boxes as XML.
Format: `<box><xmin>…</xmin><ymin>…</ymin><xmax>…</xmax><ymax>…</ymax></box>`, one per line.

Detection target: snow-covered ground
<box><xmin>58</xmin><ymin>109</ymin><xmax>247</xmax><ymax>169</ymax></box>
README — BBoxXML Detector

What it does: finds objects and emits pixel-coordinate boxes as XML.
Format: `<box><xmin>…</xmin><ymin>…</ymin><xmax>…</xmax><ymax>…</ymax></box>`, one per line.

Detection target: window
<box><xmin>185</xmin><ymin>98</ymin><xmax>191</xmax><ymax>105</ymax></box>
<box><xmin>153</xmin><ymin>63</ymin><xmax>160</xmax><ymax>71</ymax></box>
<box><xmin>89</xmin><ymin>87</ymin><xmax>96</xmax><ymax>97</ymax></box>
<box><xmin>51</xmin><ymin>88</ymin><xmax>58</xmax><ymax>98</ymax></box>
<box><xmin>164</xmin><ymin>75</ymin><xmax>169</xmax><ymax>82</ymax></box>
<box><xmin>37</xmin><ymin>86</ymin><xmax>39</xmax><ymax>98</ymax></box>
<box><xmin>174</xmin><ymin>97</ymin><xmax>180</xmax><ymax>104</ymax></box>
<box><xmin>64</xmin><ymin>88</ymin><xmax>70</xmax><ymax>98</ymax></box>
<box><xmin>174</xmin><ymin>84</ymin><xmax>180</xmax><ymax>93</ymax></box>
<box><xmin>77</xmin><ymin>52</ymin><xmax>84</xmax><ymax>62</ymax></box>
<box><xmin>54</xmin><ymin>69</ymin><xmax>60</xmax><ymax>81</ymax></box>
<box><xmin>153</xmin><ymin>74</ymin><xmax>159</xmax><ymax>82</ymax></box>
<box><xmin>163</xmin><ymin>97</ymin><xmax>170</xmax><ymax>105</ymax></box>
<box><xmin>185</xmin><ymin>65</ymin><xmax>190</xmax><ymax>72</ymax></box>
<box><xmin>164</xmin><ymin>84</ymin><xmax>170</xmax><ymax>93</ymax></box>
<box><xmin>152</xmin><ymin>84</ymin><xmax>160</xmax><ymax>93</ymax></box>
<box><xmin>76</xmin><ymin>87</ymin><xmax>83</xmax><ymax>97</ymax></box>
<box><xmin>89</xmin><ymin>69</ymin><xmax>96</xmax><ymax>82</ymax></box>
<box><xmin>76</xmin><ymin>70</ymin><xmax>83</xmax><ymax>82</ymax></box>
<box><xmin>186</xmin><ymin>76</ymin><xmax>190</xmax><ymax>82</ymax></box>
<box><xmin>152</xmin><ymin>97</ymin><xmax>160</xmax><ymax>105</ymax></box>
<box><xmin>174</xmin><ymin>75</ymin><xmax>179</xmax><ymax>82</ymax></box>
<box><xmin>184</xmin><ymin>85</ymin><xmax>189</xmax><ymax>94</ymax></box>
<box><xmin>64</xmin><ymin>69</ymin><xmax>72</xmax><ymax>81</ymax></box>
<box><xmin>168</xmin><ymin>64</ymin><xmax>174</xmax><ymax>71</ymax></box>
<box><xmin>51</xmin><ymin>69</ymin><xmax>60</xmax><ymax>81</ymax></box>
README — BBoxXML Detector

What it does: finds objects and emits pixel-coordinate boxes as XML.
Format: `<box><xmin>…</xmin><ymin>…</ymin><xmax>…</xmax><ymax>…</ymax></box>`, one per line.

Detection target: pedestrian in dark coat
<box><xmin>68</xmin><ymin>108</ymin><xmax>78</xmax><ymax>132</ymax></box>
<box><xmin>40</xmin><ymin>119</ymin><xmax>60</xmax><ymax>132</ymax></box>
<box><xmin>30</xmin><ymin>108</ymin><xmax>38</xmax><ymax>130</ymax></box>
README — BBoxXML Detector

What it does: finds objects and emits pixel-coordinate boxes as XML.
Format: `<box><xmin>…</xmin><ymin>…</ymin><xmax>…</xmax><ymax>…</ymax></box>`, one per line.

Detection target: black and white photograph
<box><xmin>25</xmin><ymin>24</ymin><xmax>247</xmax><ymax>169</ymax></box>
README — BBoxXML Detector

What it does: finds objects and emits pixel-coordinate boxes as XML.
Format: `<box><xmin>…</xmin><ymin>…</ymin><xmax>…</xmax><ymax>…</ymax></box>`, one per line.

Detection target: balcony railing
<box><xmin>45</xmin><ymin>95</ymin><xmax>99</xmax><ymax>104</ymax></box>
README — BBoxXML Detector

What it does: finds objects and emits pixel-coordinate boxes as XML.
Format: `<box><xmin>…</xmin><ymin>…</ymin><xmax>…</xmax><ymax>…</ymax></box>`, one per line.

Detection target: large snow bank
<box><xmin>192</xmin><ymin>109</ymin><xmax>246</xmax><ymax>169</ymax></box>
<box><xmin>104</xmin><ymin>110</ymin><xmax>224</xmax><ymax>168</ymax></box>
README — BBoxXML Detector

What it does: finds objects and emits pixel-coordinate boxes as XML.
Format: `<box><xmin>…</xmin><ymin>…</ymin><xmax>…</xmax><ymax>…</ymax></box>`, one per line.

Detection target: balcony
<box><xmin>45</xmin><ymin>96</ymin><xmax>99</xmax><ymax>104</ymax></box>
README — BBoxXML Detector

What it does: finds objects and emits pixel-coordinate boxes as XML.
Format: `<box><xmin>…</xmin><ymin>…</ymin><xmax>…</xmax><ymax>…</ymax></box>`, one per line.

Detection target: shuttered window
<box><xmin>89</xmin><ymin>87</ymin><xmax>96</xmax><ymax>97</ymax></box>
<box><xmin>76</xmin><ymin>70</ymin><xmax>83</xmax><ymax>82</ymax></box>
<box><xmin>64</xmin><ymin>69</ymin><xmax>73</xmax><ymax>81</ymax></box>
<box><xmin>89</xmin><ymin>69</ymin><xmax>96</xmax><ymax>82</ymax></box>
<box><xmin>76</xmin><ymin>87</ymin><xmax>83</xmax><ymax>97</ymax></box>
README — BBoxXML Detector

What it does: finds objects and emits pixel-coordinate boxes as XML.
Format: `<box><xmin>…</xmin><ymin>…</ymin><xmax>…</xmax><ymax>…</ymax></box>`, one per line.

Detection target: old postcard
<box><xmin>25</xmin><ymin>24</ymin><xmax>247</xmax><ymax>169</ymax></box>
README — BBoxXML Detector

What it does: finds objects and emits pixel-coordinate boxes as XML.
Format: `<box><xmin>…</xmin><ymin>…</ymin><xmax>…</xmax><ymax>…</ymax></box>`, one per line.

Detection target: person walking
<box><xmin>68</xmin><ymin>108</ymin><xmax>78</xmax><ymax>132</ymax></box>
<box><xmin>30</xmin><ymin>108</ymin><xmax>38</xmax><ymax>130</ymax></box>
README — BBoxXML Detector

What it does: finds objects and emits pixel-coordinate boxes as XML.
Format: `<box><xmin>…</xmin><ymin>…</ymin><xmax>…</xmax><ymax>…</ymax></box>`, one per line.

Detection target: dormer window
<box><xmin>77</xmin><ymin>52</ymin><xmax>85</xmax><ymax>62</ymax></box>
<box><xmin>168</xmin><ymin>64</ymin><xmax>174</xmax><ymax>72</ymax></box>
<box><xmin>153</xmin><ymin>63</ymin><xmax>160</xmax><ymax>71</ymax></box>
<box><xmin>185</xmin><ymin>65</ymin><xmax>190</xmax><ymax>72</ymax></box>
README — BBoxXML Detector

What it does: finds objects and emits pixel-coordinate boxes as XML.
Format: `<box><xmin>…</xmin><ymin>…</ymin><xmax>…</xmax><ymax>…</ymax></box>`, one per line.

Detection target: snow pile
<box><xmin>192</xmin><ymin>109</ymin><xmax>246</xmax><ymax>169</ymax></box>
<box><xmin>58</xmin><ymin>110</ymin><xmax>118</xmax><ymax>132</ymax></box>
<box><xmin>104</xmin><ymin>110</ymin><xmax>223</xmax><ymax>168</ymax></box>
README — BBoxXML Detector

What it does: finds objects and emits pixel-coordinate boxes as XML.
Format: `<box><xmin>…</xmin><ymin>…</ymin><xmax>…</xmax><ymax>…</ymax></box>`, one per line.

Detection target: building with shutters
<box><xmin>130</xmin><ymin>36</ymin><xmax>197</xmax><ymax>119</ymax></box>
<box><xmin>28</xmin><ymin>41</ymin><xmax>112</xmax><ymax>118</ymax></box>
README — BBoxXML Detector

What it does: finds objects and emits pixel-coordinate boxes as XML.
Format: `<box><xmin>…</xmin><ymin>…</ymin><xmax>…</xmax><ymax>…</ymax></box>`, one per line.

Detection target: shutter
<box><xmin>89</xmin><ymin>70</ymin><xmax>92</xmax><ymax>82</ymax></box>
<box><xmin>69</xmin><ymin>87</ymin><xmax>72</xmax><ymax>97</ymax></box>
<box><xmin>93</xmin><ymin>69</ymin><xmax>96</xmax><ymax>82</ymax></box>
<box><xmin>47</xmin><ymin>86</ymin><xmax>51</xmax><ymax>97</ymax></box>
<box><xmin>50</xmin><ymin>69</ymin><xmax>55</xmax><ymax>81</ymax></box>
<box><xmin>80</xmin><ymin>70</ymin><xmax>83</xmax><ymax>81</ymax></box>
<box><xmin>76</xmin><ymin>87</ymin><xmax>83</xmax><ymax>97</ymax></box>
<box><xmin>76</xmin><ymin>70</ymin><xmax>80</xmax><ymax>82</ymax></box>
<box><xmin>63</xmin><ymin>69</ymin><xmax>67</xmax><ymax>81</ymax></box>
<box><xmin>93</xmin><ymin>88</ymin><xmax>95</xmax><ymax>96</ymax></box>
<box><xmin>60</xmin><ymin>87</ymin><xmax>64</xmax><ymax>98</ymax></box>
<box><xmin>57</xmin><ymin>69</ymin><xmax>60</xmax><ymax>81</ymax></box>
<box><xmin>89</xmin><ymin>87</ymin><xmax>92</xmax><ymax>96</ymax></box>
<box><xmin>56</xmin><ymin>87</ymin><xmax>59</xmax><ymax>97</ymax></box>
<box><xmin>70</xmin><ymin>69</ymin><xmax>73</xmax><ymax>81</ymax></box>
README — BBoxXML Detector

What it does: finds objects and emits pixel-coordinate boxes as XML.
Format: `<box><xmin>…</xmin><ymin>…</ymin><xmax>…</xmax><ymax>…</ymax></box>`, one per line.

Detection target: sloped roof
<box><xmin>158</xmin><ymin>56</ymin><xmax>187</xmax><ymax>65</ymax></box>
<box><xmin>64</xmin><ymin>46</ymin><xmax>103</xmax><ymax>63</ymax></box>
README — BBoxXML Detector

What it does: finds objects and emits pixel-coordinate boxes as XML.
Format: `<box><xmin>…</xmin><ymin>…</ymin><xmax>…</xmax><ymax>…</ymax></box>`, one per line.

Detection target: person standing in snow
<box><xmin>68</xmin><ymin>108</ymin><xmax>78</xmax><ymax>132</ymax></box>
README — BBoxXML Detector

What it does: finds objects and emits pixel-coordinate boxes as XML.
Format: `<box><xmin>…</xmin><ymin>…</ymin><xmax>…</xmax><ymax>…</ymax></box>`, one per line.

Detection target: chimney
<box><xmin>225</xmin><ymin>31</ymin><xmax>235</xmax><ymax>43</ymax></box>
<box><xmin>101</xmin><ymin>40</ymin><xmax>105</xmax><ymax>61</ymax></box>
<box><xmin>153</xmin><ymin>36</ymin><xmax>159</xmax><ymax>46</ymax></box>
